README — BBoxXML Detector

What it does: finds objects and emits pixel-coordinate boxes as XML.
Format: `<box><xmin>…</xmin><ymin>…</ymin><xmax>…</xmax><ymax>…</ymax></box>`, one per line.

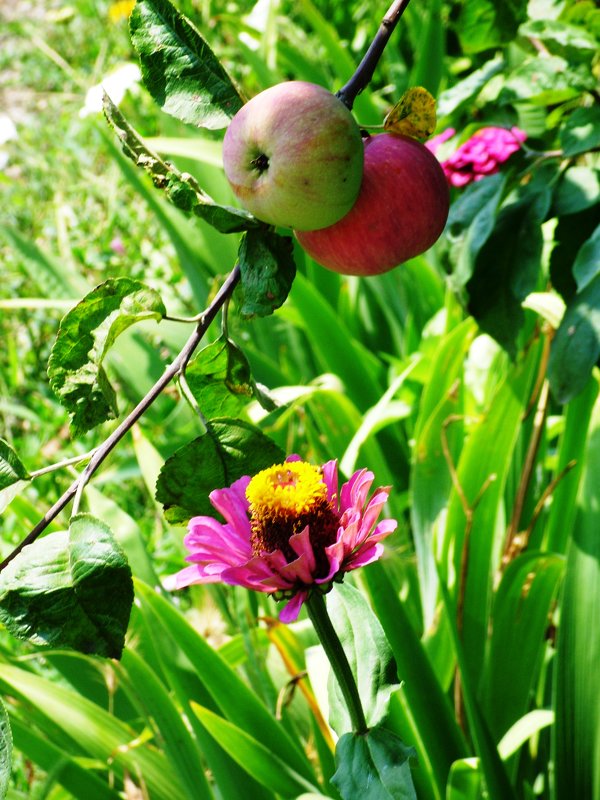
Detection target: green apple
<box><xmin>222</xmin><ymin>81</ymin><xmax>364</xmax><ymax>231</ymax></box>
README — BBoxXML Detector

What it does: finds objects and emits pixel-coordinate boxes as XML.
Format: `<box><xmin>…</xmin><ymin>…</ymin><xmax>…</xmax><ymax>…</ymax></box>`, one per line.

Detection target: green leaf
<box><xmin>465</xmin><ymin>183</ymin><xmax>552</xmax><ymax>355</ymax></box>
<box><xmin>501</xmin><ymin>55</ymin><xmax>595</xmax><ymax>105</ymax></box>
<box><xmin>185</xmin><ymin>336</ymin><xmax>254</xmax><ymax>419</ymax></box>
<box><xmin>436</xmin><ymin>57</ymin><xmax>505</xmax><ymax>119</ymax></box>
<box><xmin>0</xmin><ymin>439</ymin><xmax>30</xmax><ymax>514</ymax></box>
<box><xmin>155</xmin><ymin>418</ymin><xmax>285</xmax><ymax>523</ymax></box>
<box><xmin>448</xmin><ymin>173</ymin><xmax>507</xmax><ymax>292</ymax></box>
<box><xmin>238</xmin><ymin>229</ymin><xmax>297</xmax><ymax>318</ymax></box>
<box><xmin>560</xmin><ymin>106</ymin><xmax>600</xmax><ymax>157</ymax></box>
<box><xmin>0</xmin><ymin>698</ymin><xmax>12</xmax><ymax>800</ymax></box>
<box><xmin>519</xmin><ymin>19</ymin><xmax>598</xmax><ymax>62</ymax></box>
<box><xmin>548</xmin><ymin>274</ymin><xmax>600</xmax><ymax>404</ymax></box>
<box><xmin>497</xmin><ymin>710</ymin><xmax>554</xmax><ymax>761</ymax></box>
<box><xmin>0</xmin><ymin>439</ymin><xmax>30</xmax><ymax>490</ymax></box>
<box><xmin>103</xmin><ymin>93</ymin><xmax>257</xmax><ymax>233</ymax></box>
<box><xmin>191</xmin><ymin>704</ymin><xmax>319</xmax><ymax>797</ymax></box>
<box><xmin>326</xmin><ymin>583</ymin><xmax>399</xmax><ymax>736</ymax></box>
<box><xmin>0</xmin><ymin>514</ymin><xmax>133</xmax><ymax>658</ymax></box>
<box><xmin>332</xmin><ymin>724</ymin><xmax>416</xmax><ymax>800</ymax></box>
<box><xmin>411</xmin><ymin>320</ymin><xmax>476</xmax><ymax>626</ymax></box>
<box><xmin>0</xmin><ymin>663</ymin><xmax>187</xmax><ymax>799</ymax></box>
<box><xmin>551</xmin><ymin>166</ymin><xmax>600</xmax><ymax>217</ymax></box>
<box><xmin>119</xmin><ymin>649</ymin><xmax>211</xmax><ymax>800</ymax></box>
<box><xmin>130</xmin><ymin>0</ymin><xmax>243</xmax><ymax>129</ymax></box>
<box><xmin>457</xmin><ymin>0</ymin><xmax>526</xmax><ymax>53</ymax></box>
<box><xmin>445</xmin><ymin>759</ymin><xmax>483</xmax><ymax>800</ymax></box>
<box><xmin>9</xmin><ymin>714</ymin><xmax>122</xmax><ymax>800</ymax></box>
<box><xmin>134</xmin><ymin>580</ymin><xmax>316</xmax><ymax>785</ymax></box>
<box><xmin>554</xmin><ymin>387</ymin><xmax>600</xmax><ymax>799</ymax></box>
<box><xmin>573</xmin><ymin>224</ymin><xmax>600</xmax><ymax>291</ymax></box>
<box><xmin>48</xmin><ymin>278</ymin><xmax>166</xmax><ymax>435</ymax></box>
<box><xmin>363</xmin><ymin>562</ymin><xmax>468</xmax><ymax>799</ymax></box>
<box><xmin>481</xmin><ymin>552</ymin><xmax>564</xmax><ymax>743</ymax></box>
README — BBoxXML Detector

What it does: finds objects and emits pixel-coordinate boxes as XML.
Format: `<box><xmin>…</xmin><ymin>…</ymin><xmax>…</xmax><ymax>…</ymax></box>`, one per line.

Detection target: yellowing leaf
<box><xmin>383</xmin><ymin>87</ymin><xmax>437</xmax><ymax>139</ymax></box>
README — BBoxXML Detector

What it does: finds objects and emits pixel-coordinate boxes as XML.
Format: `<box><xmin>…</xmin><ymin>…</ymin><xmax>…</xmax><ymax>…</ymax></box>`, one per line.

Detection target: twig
<box><xmin>0</xmin><ymin>265</ymin><xmax>241</xmax><ymax>573</ymax></box>
<box><xmin>336</xmin><ymin>0</ymin><xmax>413</xmax><ymax>110</ymax></box>
<box><xmin>28</xmin><ymin>449</ymin><xmax>99</xmax><ymax>479</ymax></box>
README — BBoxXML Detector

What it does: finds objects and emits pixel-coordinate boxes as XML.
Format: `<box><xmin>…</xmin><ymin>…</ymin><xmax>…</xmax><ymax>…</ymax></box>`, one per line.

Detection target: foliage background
<box><xmin>0</xmin><ymin>0</ymin><xmax>599</xmax><ymax>798</ymax></box>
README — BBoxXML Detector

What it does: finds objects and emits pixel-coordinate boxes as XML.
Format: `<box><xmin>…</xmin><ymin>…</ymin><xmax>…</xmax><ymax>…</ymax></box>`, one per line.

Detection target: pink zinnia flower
<box><xmin>164</xmin><ymin>456</ymin><xmax>397</xmax><ymax>622</ymax></box>
<box><xmin>427</xmin><ymin>126</ymin><xmax>527</xmax><ymax>187</ymax></box>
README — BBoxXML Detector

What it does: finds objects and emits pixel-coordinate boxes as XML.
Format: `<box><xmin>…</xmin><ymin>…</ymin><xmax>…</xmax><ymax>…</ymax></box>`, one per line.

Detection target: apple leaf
<box><xmin>326</xmin><ymin>583</ymin><xmax>399</xmax><ymax>736</ymax></box>
<box><xmin>48</xmin><ymin>278</ymin><xmax>166</xmax><ymax>436</ymax></box>
<box><xmin>383</xmin><ymin>87</ymin><xmax>436</xmax><ymax>140</ymax></box>
<box><xmin>0</xmin><ymin>439</ymin><xmax>30</xmax><ymax>514</ymax></box>
<box><xmin>130</xmin><ymin>0</ymin><xmax>243</xmax><ymax>129</ymax></box>
<box><xmin>465</xmin><ymin>182</ymin><xmax>552</xmax><ymax>357</ymax></box>
<box><xmin>155</xmin><ymin>418</ymin><xmax>285</xmax><ymax>523</ymax></box>
<box><xmin>184</xmin><ymin>336</ymin><xmax>254</xmax><ymax>419</ymax></box>
<box><xmin>238</xmin><ymin>230</ymin><xmax>296</xmax><ymax>318</ymax></box>
<box><xmin>548</xmin><ymin>274</ymin><xmax>600</xmax><ymax>404</ymax></box>
<box><xmin>573</xmin><ymin>224</ymin><xmax>600</xmax><ymax>291</ymax></box>
<box><xmin>457</xmin><ymin>0</ymin><xmax>526</xmax><ymax>54</ymax></box>
<box><xmin>332</xmin><ymin>724</ymin><xmax>416</xmax><ymax>800</ymax></box>
<box><xmin>0</xmin><ymin>514</ymin><xmax>134</xmax><ymax>659</ymax></box>
<box><xmin>560</xmin><ymin>106</ymin><xmax>600</xmax><ymax>157</ymax></box>
<box><xmin>103</xmin><ymin>93</ymin><xmax>258</xmax><ymax>234</ymax></box>
<box><xmin>0</xmin><ymin>699</ymin><xmax>11</xmax><ymax>800</ymax></box>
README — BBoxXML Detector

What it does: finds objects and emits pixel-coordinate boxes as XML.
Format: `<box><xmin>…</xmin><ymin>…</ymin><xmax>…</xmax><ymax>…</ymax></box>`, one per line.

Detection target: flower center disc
<box><xmin>246</xmin><ymin>462</ymin><xmax>340</xmax><ymax>571</ymax></box>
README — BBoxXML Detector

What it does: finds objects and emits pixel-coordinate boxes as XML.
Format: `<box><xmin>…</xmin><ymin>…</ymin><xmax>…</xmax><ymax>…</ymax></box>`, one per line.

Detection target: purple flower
<box><xmin>426</xmin><ymin>126</ymin><xmax>527</xmax><ymax>187</ymax></box>
<box><xmin>164</xmin><ymin>457</ymin><xmax>397</xmax><ymax>622</ymax></box>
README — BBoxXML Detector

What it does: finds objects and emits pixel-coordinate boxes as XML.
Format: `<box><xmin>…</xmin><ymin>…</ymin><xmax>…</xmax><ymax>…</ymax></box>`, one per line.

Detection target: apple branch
<box><xmin>336</xmin><ymin>0</ymin><xmax>413</xmax><ymax>110</ymax></box>
<box><xmin>0</xmin><ymin>264</ymin><xmax>241</xmax><ymax>573</ymax></box>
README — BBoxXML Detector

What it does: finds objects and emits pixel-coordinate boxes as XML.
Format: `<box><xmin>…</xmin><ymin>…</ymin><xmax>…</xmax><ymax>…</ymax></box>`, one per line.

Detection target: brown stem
<box><xmin>0</xmin><ymin>265</ymin><xmax>241</xmax><ymax>573</ymax></box>
<box><xmin>336</xmin><ymin>0</ymin><xmax>413</xmax><ymax>110</ymax></box>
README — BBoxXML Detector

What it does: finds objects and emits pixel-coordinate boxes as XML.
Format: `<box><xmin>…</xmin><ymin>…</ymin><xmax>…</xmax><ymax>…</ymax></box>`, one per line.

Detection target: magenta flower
<box><xmin>164</xmin><ymin>457</ymin><xmax>397</xmax><ymax>622</ymax></box>
<box><xmin>426</xmin><ymin>126</ymin><xmax>527</xmax><ymax>187</ymax></box>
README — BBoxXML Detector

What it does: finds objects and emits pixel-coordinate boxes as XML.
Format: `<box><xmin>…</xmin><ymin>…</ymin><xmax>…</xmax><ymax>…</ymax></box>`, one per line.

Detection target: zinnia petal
<box><xmin>166</xmin><ymin>456</ymin><xmax>397</xmax><ymax>622</ymax></box>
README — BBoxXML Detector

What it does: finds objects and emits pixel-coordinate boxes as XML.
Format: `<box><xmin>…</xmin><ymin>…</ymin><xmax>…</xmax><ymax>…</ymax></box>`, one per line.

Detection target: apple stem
<box><xmin>336</xmin><ymin>0</ymin><xmax>413</xmax><ymax>111</ymax></box>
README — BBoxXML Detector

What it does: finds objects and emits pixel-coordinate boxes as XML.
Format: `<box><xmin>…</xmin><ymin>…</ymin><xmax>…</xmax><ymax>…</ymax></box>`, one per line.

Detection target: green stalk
<box><xmin>305</xmin><ymin>590</ymin><xmax>369</xmax><ymax>735</ymax></box>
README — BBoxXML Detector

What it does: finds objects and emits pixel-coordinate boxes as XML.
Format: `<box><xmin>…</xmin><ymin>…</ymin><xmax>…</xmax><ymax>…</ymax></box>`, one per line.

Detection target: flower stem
<box><xmin>305</xmin><ymin>590</ymin><xmax>369</xmax><ymax>735</ymax></box>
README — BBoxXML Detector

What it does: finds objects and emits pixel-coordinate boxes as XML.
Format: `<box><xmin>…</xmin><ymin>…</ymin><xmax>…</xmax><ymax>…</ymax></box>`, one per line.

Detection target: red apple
<box><xmin>222</xmin><ymin>81</ymin><xmax>364</xmax><ymax>231</ymax></box>
<box><xmin>295</xmin><ymin>133</ymin><xmax>449</xmax><ymax>275</ymax></box>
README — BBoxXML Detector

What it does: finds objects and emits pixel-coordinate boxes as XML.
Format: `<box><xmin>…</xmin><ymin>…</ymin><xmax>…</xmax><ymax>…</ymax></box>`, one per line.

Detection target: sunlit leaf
<box><xmin>185</xmin><ymin>336</ymin><xmax>254</xmax><ymax>419</ymax></box>
<box><xmin>332</xmin><ymin>724</ymin><xmax>416</xmax><ymax>800</ymax></box>
<box><xmin>130</xmin><ymin>0</ymin><xmax>243</xmax><ymax>129</ymax></box>
<box><xmin>326</xmin><ymin>583</ymin><xmax>399</xmax><ymax>736</ymax></box>
<box><xmin>238</xmin><ymin>229</ymin><xmax>296</xmax><ymax>318</ymax></box>
<box><xmin>0</xmin><ymin>439</ymin><xmax>30</xmax><ymax>515</ymax></box>
<box><xmin>155</xmin><ymin>418</ymin><xmax>285</xmax><ymax>523</ymax></box>
<box><xmin>383</xmin><ymin>87</ymin><xmax>436</xmax><ymax>139</ymax></box>
<box><xmin>0</xmin><ymin>514</ymin><xmax>133</xmax><ymax>658</ymax></box>
<box><xmin>48</xmin><ymin>278</ymin><xmax>166</xmax><ymax>435</ymax></box>
<box><xmin>0</xmin><ymin>699</ymin><xmax>11</xmax><ymax>800</ymax></box>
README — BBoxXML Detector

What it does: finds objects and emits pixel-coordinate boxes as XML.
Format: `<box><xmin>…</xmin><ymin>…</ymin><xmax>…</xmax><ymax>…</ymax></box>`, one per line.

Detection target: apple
<box><xmin>222</xmin><ymin>81</ymin><xmax>364</xmax><ymax>231</ymax></box>
<box><xmin>295</xmin><ymin>133</ymin><xmax>449</xmax><ymax>275</ymax></box>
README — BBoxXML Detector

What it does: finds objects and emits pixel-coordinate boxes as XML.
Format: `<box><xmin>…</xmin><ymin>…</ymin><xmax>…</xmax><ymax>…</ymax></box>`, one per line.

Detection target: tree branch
<box><xmin>336</xmin><ymin>0</ymin><xmax>413</xmax><ymax>110</ymax></box>
<box><xmin>0</xmin><ymin>264</ymin><xmax>241</xmax><ymax>573</ymax></box>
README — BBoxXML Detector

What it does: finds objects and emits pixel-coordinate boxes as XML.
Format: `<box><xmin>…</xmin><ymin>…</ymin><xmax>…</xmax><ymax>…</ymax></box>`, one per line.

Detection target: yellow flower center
<box><xmin>246</xmin><ymin>461</ymin><xmax>327</xmax><ymax>517</ymax></box>
<box><xmin>246</xmin><ymin>461</ymin><xmax>339</xmax><ymax>572</ymax></box>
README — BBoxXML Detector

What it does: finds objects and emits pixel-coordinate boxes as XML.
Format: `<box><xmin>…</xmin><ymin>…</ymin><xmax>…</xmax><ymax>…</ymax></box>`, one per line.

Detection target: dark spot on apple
<box><xmin>251</xmin><ymin>153</ymin><xmax>270</xmax><ymax>173</ymax></box>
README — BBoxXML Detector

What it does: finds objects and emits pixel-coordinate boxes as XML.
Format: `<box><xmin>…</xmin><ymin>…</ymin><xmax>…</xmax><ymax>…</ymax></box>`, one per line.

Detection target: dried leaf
<box><xmin>383</xmin><ymin>87</ymin><xmax>436</xmax><ymax>140</ymax></box>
